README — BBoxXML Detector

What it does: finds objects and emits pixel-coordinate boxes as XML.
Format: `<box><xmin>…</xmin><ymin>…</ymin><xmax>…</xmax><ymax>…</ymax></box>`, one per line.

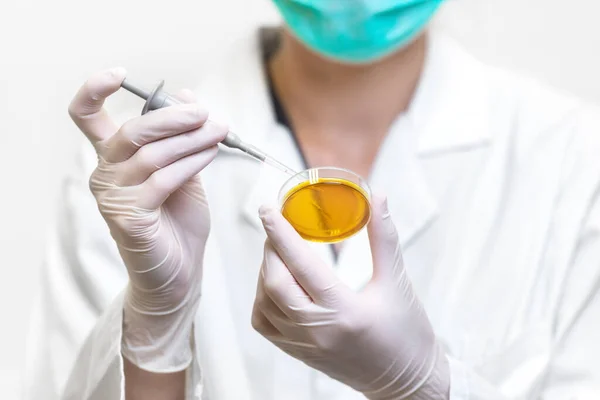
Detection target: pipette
<box><xmin>120</xmin><ymin>78</ymin><xmax>298</xmax><ymax>177</ymax></box>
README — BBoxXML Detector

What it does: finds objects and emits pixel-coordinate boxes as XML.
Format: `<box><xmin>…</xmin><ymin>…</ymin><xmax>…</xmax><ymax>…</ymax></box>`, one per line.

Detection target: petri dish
<box><xmin>278</xmin><ymin>167</ymin><xmax>371</xmax><ymax>243</ymax></box>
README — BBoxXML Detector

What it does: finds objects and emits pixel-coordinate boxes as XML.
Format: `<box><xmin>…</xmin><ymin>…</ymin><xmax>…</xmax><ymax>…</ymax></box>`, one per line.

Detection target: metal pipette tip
<box><xmin>120</xmin><ymin>77</ymin><xmax>298</xmax><ymax>177</ymax></box>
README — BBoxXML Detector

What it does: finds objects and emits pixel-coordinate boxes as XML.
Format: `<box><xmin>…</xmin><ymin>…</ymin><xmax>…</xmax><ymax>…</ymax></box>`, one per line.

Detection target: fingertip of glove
<box><xmin>258</xmin><ymin>205</ymin><xmax>278</xmax><ymax>224</ymax></box>
<box><xmin>108</xmin><ymin>67</ymin><xmax>127</xmax><ymax>83</ymax></box>
<box><xmin>369</xmin><ymin>191</ymin><xmax>390</xmax><ymax>220</ymax></box>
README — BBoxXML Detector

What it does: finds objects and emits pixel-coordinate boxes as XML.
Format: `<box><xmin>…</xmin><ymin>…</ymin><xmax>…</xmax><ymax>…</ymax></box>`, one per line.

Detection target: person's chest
<box><xmin>197</xmin><ymin>116</ymin><xmax>569</xmax><ymax>399</ymax></box>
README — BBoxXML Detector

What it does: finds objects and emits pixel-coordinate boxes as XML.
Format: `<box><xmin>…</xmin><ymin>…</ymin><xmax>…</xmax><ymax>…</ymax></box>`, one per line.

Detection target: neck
<box><xmin>269</xmin><ymin>30</ymin><xmax>427</xmax><ymax>135</ymax></box>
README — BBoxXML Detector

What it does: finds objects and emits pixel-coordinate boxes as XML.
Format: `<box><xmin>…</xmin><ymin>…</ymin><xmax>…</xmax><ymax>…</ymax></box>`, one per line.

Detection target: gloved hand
<box><xmin>252</xmin><ymin>195</ymin><xmax>450</xmax><ymax>399</ymax></box>
<box><xmin>68</xmin><ymin>68</ymin><xmax>228</xmax><ymax>372</ymax></box>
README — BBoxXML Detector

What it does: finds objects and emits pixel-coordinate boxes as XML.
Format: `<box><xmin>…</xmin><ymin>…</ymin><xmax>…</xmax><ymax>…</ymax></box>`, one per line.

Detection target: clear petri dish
<box><xmin>278</xmin><ymin>167</ymin><xmax>372</xmax><ymax>243</ymax></box>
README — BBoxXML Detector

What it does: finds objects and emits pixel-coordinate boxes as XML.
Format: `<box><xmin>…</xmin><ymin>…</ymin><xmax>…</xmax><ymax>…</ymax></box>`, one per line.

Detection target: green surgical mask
<box><xmin>272</xmin><ymin>0</ymin><xmax>445</xmax><ymax>63</ymax></box>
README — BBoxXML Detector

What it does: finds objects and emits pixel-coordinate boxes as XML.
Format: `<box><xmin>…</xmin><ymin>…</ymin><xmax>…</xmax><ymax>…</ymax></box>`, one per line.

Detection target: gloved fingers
<box><xmin>254</xmin><ymin>308</ymin><xmax>316</xmax><ymax>358</ymax></box>
<box><xmin>115</xmin><ymin>121</ymin><xmax>228</xmax><ymax>187</ymax></box>
<box><xmin>259</xmin><ymin>206</ymin><xmax>348</xmax><ymax>305</ymax></box>
<box><xmin>161</xmin><ymin>89</ymin><xmax>209</xmax><ymax>209</ymax></box>
<box><xmin>68</xmin><ymin>67</ymin><xmax>126</xmax><ymax>144</ymax></box>
<box><xmin>137</xmin><ymin>146</ymin><xmax>218</xmax><ymax>209</ymax></box>
<box><xmin>97</xmin><ymin>103</ymin><xmax>209</xmax><ymax>163</ymax></box>
<box><xmin>251</xmin><ymin>278</ymin><xmax>287</xmax><ymax>340</ymax></box>
<box><xmin>251</xmin><ymin>305</ymin><xmax>283</xmax><ymax>340</ymax></box>
<box><xmin>268</xmin><ymin>339</ymin><xmax>319</xmax><ymax>369</ymax></box>
<box><xmin>163</xmin><ymin>175</ymin><xmax>207</xmax><ymax>218</ymax></box>
<box><xmin>268</xmin><ymin>333</ymin><xmax>320</xmax><ymax>365</ymax></box>
<box><xmin>367</xmin><ymin>193</ymin><xmax>405</xmax><ymax>285</ymax></box>
<box><xmin>260</xmin><ymin>240</ymin><xmax>313</xmax><ymax>313</ymax></box>
<box><xmin>254</xmin><ymin>273</ymin><xmax>308</xmax><ymax>341</ymax></box>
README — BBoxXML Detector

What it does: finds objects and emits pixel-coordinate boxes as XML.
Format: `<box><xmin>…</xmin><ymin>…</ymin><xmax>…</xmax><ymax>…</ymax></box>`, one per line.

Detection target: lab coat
<box><xmin>23</xmin><ymin>27</ymin><xmax>600</xmax><ymax>400</ymax></box>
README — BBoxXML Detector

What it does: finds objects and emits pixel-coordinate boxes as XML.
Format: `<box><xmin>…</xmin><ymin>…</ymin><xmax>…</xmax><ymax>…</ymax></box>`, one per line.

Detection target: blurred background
<box><xmin>0</xmin><ymin>0</ymin><xmax>598</xmax><ymax>398</ymax></box>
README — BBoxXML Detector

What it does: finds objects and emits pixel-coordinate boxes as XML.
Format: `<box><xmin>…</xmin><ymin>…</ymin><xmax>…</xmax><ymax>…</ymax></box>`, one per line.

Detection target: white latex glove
<box><xmin>68</xmin><ymin>68</ymin><xmax>228</xmax><ymax>372</ymax></box>
<box><xmin>252</xmin><ymin>195</ymin><xmax>450</xmax><ymax>399</ymax></box>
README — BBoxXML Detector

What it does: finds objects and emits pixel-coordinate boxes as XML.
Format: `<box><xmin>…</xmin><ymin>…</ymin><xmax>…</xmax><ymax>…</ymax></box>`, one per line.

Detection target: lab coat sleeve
<box><xmin>22</xmin><ymin>140</ymin><xmax>203</xmax><ymax>399</ymax></box>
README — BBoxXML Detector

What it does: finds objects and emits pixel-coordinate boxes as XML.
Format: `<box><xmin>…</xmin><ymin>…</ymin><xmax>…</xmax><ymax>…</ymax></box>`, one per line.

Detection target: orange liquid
<box><xmin>281</xmin><ymin>178</ymin><xmax>370</xmax><ymax>243</ymax></box>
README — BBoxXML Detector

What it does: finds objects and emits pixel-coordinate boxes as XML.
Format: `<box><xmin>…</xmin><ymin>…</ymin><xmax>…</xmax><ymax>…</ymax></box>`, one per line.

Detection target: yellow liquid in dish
<box><xmin>281</xmin><ymin>178</ymin><xmax>371</xmax><ymax>243</ymax></box>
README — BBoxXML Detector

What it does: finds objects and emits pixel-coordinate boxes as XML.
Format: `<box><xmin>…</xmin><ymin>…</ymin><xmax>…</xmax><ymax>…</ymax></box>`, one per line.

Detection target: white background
<box><xmin>0</xmin><ymin>0</ymin><xmax>598</xmax><ymax>398</ymax></box>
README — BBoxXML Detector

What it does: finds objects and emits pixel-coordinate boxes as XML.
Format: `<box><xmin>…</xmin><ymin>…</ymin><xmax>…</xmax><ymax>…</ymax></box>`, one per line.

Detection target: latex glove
<box><xmin>68</xmin><ymin>68</ymin><xmax>227</xmax><ymax>372</ymax></box>
<box><xmin>252</xmin><ymin>195</ymin><xmax>450</xmax><ymax>399</ymax></box>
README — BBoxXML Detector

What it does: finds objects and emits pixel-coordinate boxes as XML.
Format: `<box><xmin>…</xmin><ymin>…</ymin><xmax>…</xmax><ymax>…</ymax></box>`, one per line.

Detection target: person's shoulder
<box><xmin>436</xmin><ymin>32</ymin><xmax>600</xmax><ymax>179</ymax></box>
<box><xmin>439</xmin><ymin>33</ymin><xmax>600</xmax><ymax>155</ymax></box>
<box><xmin>478</xmin><ymin>55</ymin><xmax>600</xmax><ymax>180</ymax></box>
<box><xmin>484</xmin><ymin>62</ymin><xmax>595</xmax><ymax>133</ymax></box>
<box><xmin>501</xmin><ymin>70</ymin><xmax>597</xmax><ymax>146</ymax></box>
<box><xmin>430</xmin><ymin>32</ymin><xmax>598</xmax><ymax>152</ymax></box>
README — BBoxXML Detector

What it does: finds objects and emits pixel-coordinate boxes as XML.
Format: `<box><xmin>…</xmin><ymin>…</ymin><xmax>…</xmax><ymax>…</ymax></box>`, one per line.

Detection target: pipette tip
<box><xmin>264</xmin><ymin>156</ymin><xmax>298</xmax><ymax>177</ymax></box>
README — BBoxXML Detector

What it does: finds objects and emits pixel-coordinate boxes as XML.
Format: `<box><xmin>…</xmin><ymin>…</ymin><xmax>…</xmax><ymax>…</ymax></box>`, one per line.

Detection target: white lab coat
<box><xmin>23</xmin><ymin>27</ymin><xmax>600</xmax><ymax>400</ymax></box>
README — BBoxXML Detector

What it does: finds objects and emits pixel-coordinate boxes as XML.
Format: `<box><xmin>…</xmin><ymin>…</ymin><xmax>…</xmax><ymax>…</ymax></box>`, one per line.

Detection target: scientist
<box><xmin>24</xmin><ymin>0</ymin><xmax>600</xmax><ymax>399</ymax></box>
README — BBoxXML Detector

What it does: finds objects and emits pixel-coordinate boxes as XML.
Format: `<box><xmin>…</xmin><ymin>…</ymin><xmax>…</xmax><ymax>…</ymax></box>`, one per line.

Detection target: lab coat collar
<box><xmin>200</xmin><ymin>26</ymin><xmax>492</xmax><ymax>258</ymax></box>
<box><xmin>410</xmin><ymin>32</ymin><xmax>492</xmax><ymax>155</ymax></box>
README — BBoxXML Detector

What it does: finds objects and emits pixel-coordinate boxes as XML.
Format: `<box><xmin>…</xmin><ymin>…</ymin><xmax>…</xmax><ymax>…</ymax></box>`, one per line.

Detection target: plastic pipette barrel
<box><xmin>120</xmin><ymin>78</ymin><xmax>294</xmax><ymax>170</ymax></box>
